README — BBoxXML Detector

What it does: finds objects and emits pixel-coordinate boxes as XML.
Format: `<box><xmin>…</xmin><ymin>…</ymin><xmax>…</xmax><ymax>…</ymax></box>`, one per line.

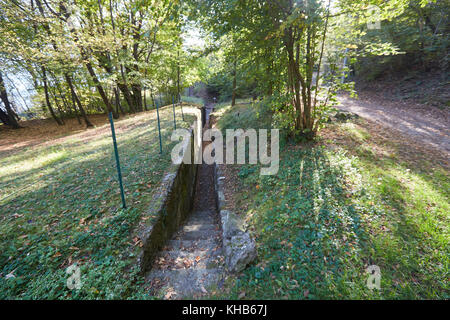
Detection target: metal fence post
<box><xmin>179</xmin><ymin>93</ymin><xmax>184</xmax><ymax>121</ymax></box>
<box><xmin>156</xmin><ymin>100</ymin><xmax>163</xmax><ymax>154</ymax></box>
<box><xmin>108</xmin><ymin>112</ymin><xmax>126</xmax><ymax>209</ymax></box>
<box><xmin>172</xmin><ymin>96</ymin><xmax>177</xmax><ymax>130</ymax></box>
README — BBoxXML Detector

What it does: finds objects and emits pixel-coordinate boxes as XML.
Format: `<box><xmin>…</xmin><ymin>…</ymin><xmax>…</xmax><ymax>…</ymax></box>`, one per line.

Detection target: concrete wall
<box><xmin>136</xmin><ymin>129</ymin><xmax>198</xmax><ymax>273</ymax></box>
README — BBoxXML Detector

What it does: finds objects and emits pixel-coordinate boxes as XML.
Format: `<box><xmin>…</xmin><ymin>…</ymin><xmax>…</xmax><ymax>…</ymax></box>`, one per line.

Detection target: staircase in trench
<box><xmin>146</xmin><ymin>104</ymin><xmax>225</xmax><ymax>299</ymax></box>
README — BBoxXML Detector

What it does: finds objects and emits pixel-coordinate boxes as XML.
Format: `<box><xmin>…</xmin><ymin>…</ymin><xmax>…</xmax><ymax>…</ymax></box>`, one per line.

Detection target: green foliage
<box><xmin>180</xmin><ymin>95</ymin><xmax>204</xmax><ymax>106</ymax></box>
<box><xmin>0</xmin><ymin>107</ymin><xmax>194</xmax><ymax>299</ymax></box>
<box><xmin>214</xmin><ymin>102</ymin><xmax>449</xmax><ymax>299</ymax></box>
<box><xmin>335</xmin><ymin>0</ymin><xmax>449</xmax><ymax>78</ymax></box>
<box><xmin>0</xmin><ymin>0</ymin><xmax>200</xmax><ymax>121</ymax></box>
<box><xmin>195</xmin><ymin>0</ymin><xmax>361</xmax><ymax>138</ymax></box>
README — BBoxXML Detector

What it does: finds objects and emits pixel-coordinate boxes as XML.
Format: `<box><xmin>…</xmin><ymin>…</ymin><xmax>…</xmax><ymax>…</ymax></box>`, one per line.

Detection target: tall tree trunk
<box><xmin>11</xmin><ymin>108</ymin><xmax>20</xmax><ymax>122</ymax></box>
<box><xmin>0</xmin><ymin>72</ymin><xmax>21</xmax><ymax>128</ymax></box>
<box><xmin>48</xmin><ymin>82</ymin><xmax>65</xmax><ymax>125</ymax></box>
<box><xmin>94</xmin><ymin>51</ymin><xmax>135</xmax><ymax>113</ymax></box>
<box><xmin>231</xmin><ymin>58</ymin><xmax>237</xmax><ymax>106</ymax></box>
<box><xmin>132</xmin><ymin>84</ymin><xmax>143</xmax><ymax>112</ymax></box>
<box><xmin>53</xmin><ymin>76</ymin><xmax>73</xmax><ymax>119</ymax></box>
<box><xmin>177</xmin><ymin>50</ymin><xmax>181</xmax><ymax>103</ymax></box>
<box><xmin>267</xmin><ymin>58</ymin><xmax>274</xmax><ymax>96</ymax></box>
<box><xmin>285</xmin><ymin>32</ymin><xmax>302</xmax><ymax>131</ymax></box>
<box><xmin>65</xmin><ymin>74</ymin><xmax>93</xmax><ymax>127</ymax></box>
<box><xmin>118</xmin><ymin>82</ymin><xmax>135</xmax><ymax>113</ymax></box>
<box><xmin>150</xmin><ymin>89</ymin><xmax>156</xmax><ymax>109</ymax></box>
<box><xmin>59</xmin><ymin>2</ymin><xmax>118</xmax><ymax>119</ymax></box>
<box><xmin>71</xmin><ymin>97</ymin><xmax>82</xmax><ymax>125</ymax></box>
<box><xmin>143</xmin><ymin>88</ymin><xmax>148</xmax><ymax>111</ymax></box>
<box><xmin>34</xmin><ymin>0</ymin><xmax>92</xmax><ymax>126</ymax></box>
<box><xmin>108</xmin><ymin>0</ymin><xmax>135</xmax><ymax>113</ymax></box>
<box><xmin>41</xmin><ymin>67</ymin><xmax>64</xmax><ymax>125</ymax></box>
<box><xmin>114</xmin><ymin>87</ymin><xmax>125</xmax><ymax>115</ymax></box>
<box><xmin>84</xmin><ymin>59</ymin><xmax>119</xmax><ymax>119</ymax></box>
<box><xmin>0</xmin><ymin>108</ymin><xmax>12</xmax><ymax>126</ymax></box>
<box><xmin>57</xmin><ymin>77</ymin><xmax>80</xmax><ymax>124</ymax></box>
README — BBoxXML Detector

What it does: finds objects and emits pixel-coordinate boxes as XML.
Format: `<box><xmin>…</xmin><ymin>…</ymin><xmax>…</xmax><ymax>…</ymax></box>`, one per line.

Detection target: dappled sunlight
<box><xmin>0</xmin><ymin>149</ymin><xmax>68</xmax><ymax>180</ymax></box>
<box><xmin>0</xmin><ymin>105</ymin><xmax>197</xmax><ymax>299</ymax></box>
<box><xmin>213</xmin><ymin>101</ymin><xmax>449</xmax><ymax>299</ymax></box>
<box><xmin>338</xmin><ymin>95</ymin><xmax>450</xmax><ymax>155</ymax></box>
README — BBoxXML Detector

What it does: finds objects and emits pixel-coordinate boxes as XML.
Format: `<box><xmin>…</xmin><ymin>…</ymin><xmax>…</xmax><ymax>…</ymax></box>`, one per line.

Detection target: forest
<box><xmin>0</xmin><ymin>0</ymin><xmax>448</xmax><ymax>301</ymax></box>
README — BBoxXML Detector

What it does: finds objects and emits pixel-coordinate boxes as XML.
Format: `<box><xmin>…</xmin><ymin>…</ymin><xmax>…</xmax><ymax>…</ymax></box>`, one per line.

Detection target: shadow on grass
<box><xmin>222</xmin><ymin>140</ymin><xmax>447</xmax><ymax>300</ymax></box>
<box><xmin>0</xmin><ymin>109</ymin><xmax>193</xmax><ymax>299</ymax></box>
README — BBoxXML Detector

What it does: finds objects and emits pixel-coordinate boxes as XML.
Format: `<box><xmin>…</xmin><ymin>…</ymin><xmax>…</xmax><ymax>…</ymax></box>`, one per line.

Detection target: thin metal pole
<box><xmin>179</xmin><ymin>93</ymin><xmax>184</xmax><ymax>121</ymax></box>
<box><xmin>172</xmin><ymin>96</ymin><xmax>176</xmax><ymax>130</ymax></box>
<box><xmin>156</xmin><ymin>100</ymin><xmax>163</xmax><ymax>154</ymax></box>
<box><xmin>108</xmin><ymin>112</ymin><xmax>126</xmax><ymax>209</ymax></box>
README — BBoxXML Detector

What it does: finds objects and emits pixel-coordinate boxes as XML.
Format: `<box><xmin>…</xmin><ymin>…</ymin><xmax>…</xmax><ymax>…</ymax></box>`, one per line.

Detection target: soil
<box><xmin>338</xmin><ymin>93</ymin><xmax>450</xmax><ymax>157</ymax></box>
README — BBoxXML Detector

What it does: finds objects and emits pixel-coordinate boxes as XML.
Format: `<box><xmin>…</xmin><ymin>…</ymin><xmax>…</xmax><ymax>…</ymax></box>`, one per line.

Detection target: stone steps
<box><xmin>153</xmin><ymin>249</ymin><xmax>223</xmax><ymax>271</ymax></box>
<box><xmin>146</xmin><ymin>268</ymin><xmax>224</xmax><ymax>299</ymax></box>
<box><xmin>186</xmin><ymin>211</ymin><xmax>217</xmax><ymax>223</ymax></box>
<box><xmin>182</xmin><ymin>223</ymin><xmax>219</xmax><ymax>233</ymax></box>
<box><xmin>146</xmin><ymin>209</ymin><xmax>224</xmax><ymax>299</ymax></box>
<box><xmin>165</xmin><ymin>239</ymin><xmax>219</xmax><ymax>252</ymax></box>
<box><xmin>146</xmin><ymin>109</ymin><xmax>224</xmax><ymax>299</ymax></box>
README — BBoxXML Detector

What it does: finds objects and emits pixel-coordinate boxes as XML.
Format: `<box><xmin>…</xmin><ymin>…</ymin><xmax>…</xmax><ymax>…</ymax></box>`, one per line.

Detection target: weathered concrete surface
<box><xmin>214</xmin><ymin>163</ymin><xmax>257</xmax><ymax>273</ymax></box>
<box><xmin>146</xmin><ymin>104</ymin><xmax>225</xmax><ymax>299</ymax></box>
<box><xmin>146</xmin><ymin>209</ymin><xmax>224</xmax><ymax>298</ymax></box>
<box><xmin>136</xmin><ymin>128</ymin><xmax>198</xmax><ymax>273</ymax></box>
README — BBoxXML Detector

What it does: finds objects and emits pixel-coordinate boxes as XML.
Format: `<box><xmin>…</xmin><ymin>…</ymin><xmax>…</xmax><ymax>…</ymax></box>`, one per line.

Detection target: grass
<box><xmin>0</xmin><ymin>106</ymin><xmax>194</xmax><ymax>299</ymax></box>
<box><xmin>212</xmin><ymin>101</ymin><xmax>449</xmax><ymax>299</ymax></box>
<box><xmin>181</xmin><ymin>95</ymin><xmax>204</xmax><ymax>106</ymax></box>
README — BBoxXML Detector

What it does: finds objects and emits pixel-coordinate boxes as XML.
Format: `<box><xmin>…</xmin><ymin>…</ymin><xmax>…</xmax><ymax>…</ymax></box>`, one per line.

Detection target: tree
<box><xmin>0</xmin><ymin>72</ymin><xmax>21</xmax><ymax>128</ymax></box>
<box><xmin>194</xmin><ymin>0</ymin><xmax>345</xmax><ymax>138</ymax></box>
<box><xmin>0</xmin><ymin>0</ymin><xmax>187</xmax><ymax>125</ymax></box>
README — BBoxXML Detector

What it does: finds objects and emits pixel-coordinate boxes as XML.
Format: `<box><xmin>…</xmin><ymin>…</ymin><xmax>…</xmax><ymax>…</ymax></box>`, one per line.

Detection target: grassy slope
<box><xmin>0</xmin><ymin>106</ymin><xmax>193</xmax><ymax>299</ymax></box>
<box><xmin>213</xmin><ymin>102</ymin><xmax>449</xmax><ymax>299</ymax></box>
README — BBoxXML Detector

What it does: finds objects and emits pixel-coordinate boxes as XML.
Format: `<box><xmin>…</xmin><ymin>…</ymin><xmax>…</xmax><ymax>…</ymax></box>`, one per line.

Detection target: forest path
<box><xmin>146</xmin><ymin>104</ymin><xmax>225</xmax><ymax>299</ymax></box>
<box><xmin>338</xmin><ymin>94</ymin><xmax>450</xmax><ymax>156</ymax></box>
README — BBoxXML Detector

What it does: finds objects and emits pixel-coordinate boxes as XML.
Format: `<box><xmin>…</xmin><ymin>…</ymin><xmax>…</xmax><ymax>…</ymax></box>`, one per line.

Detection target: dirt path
<box><xmin>338</xmin><ymin>94</ymin><xmax>450</xmax><ymax>156</ymax></box>
<box><xmin>146</xmin><ymin>104</ymin><xmax>225</xmax><ymax>299</ymax></box>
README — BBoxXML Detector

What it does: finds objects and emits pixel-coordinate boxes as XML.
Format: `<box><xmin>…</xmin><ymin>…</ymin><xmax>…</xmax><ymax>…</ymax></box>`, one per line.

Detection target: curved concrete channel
<box><xmin>146</xmin><ymin>104</ymin><xmax>225</xmax><ymax>299</ymax></box>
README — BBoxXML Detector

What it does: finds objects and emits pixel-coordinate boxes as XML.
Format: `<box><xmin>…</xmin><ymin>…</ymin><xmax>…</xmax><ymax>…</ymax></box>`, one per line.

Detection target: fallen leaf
<box><xmin>165</xmin><ymin>289</ymin><xmax>177</xmax><ymax>299</ymax></box>
<box><xmin>183</xmin><ymin>259</ymin><xmax>192</xmax><ymax>268</ymax></box>
<box><xmin>304</xmin><ymin>289</ymin><xmax>309</xmax><ymax>298</ymax></box>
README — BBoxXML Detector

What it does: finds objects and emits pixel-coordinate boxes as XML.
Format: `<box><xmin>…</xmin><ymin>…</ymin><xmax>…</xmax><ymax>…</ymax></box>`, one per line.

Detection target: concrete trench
<box><xmin>146</xmin><ymin>105</ymin><xmax>225</xmax><ymax>299</ymax></box>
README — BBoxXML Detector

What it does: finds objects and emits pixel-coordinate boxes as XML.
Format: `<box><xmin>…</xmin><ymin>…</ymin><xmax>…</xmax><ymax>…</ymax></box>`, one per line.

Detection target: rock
<box><xmin>330</xmin><ymin>110</ymin><xmax>359</xmax><ymax>122</ymax></box>
<box><xmin>217</xmin><ymin>190</ymin><xmax>226</xmax><ymax>211</ymax></box>
<box><xmin>224</xmin><ymin>232</ymin><xmax>257</xmax><ymax>273</ymax></box>
<box><xmin>215</xmin><ymin>163</ymin><xmax>257</xmax><ymax>273</ymax></box>
<box><xmin>220</xmin><ymin>210</ymin><xmax>244</xmax><ymax>239</ymax></box>
<box><xmin>220</xmin><ymin>210</ymin><xmax>256</xmax><ymax>273</ymax></box>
